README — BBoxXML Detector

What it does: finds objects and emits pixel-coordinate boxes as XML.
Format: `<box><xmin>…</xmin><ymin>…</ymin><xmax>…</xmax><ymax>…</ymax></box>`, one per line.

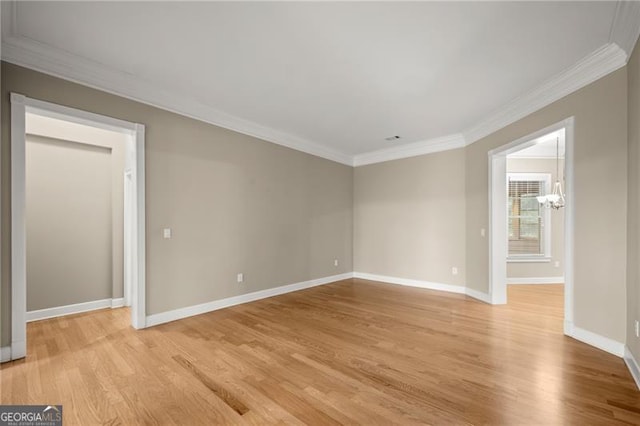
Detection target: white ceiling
<box><xmin>2</xmin><ymin>1</ymin><xmax>638</xmax><ymax>165</ymax></box>
<box><xmin>508</xmin><ymin>129</ymin><xmax>565</xmax><ymax>159</ymax></box>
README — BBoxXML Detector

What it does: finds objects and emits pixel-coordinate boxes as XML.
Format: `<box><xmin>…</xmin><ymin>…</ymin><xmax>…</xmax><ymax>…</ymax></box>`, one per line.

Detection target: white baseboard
<box><xmin>111</xmin><ymin>298</ymin><xmax>125</xmax><ymax>308</ymax></box>
<box><xmin>1</xmin><ymin>346</ymin><xmax>11</xmax><ymax>363</ymax></box>
<box><xmin>508</xmin><ymin>276</ymin><xmax>565</xmax><ymax>285</ymax></box>
<box><xmin>565</xmin><ymin>322</ymin><xmax>625</xmax><ymax>357</ymax></box>
<box><xmin>26</xmin><ymin>298</ymin><xmax>116</xmax><ymax>322</ymax></box>
<box><xmin>465</xmin><ymin>287</ymin><xmax>493</xmax><ymax>303</ymax></box>
<box><xmin>624</xmin><ymin>347</ymin><xmax>640</xmax><ymax>390</ymax></box>
<box><xmin>353</xmin><ymin>272</ymin><xmax>466</xmax><ymax>294</ymax></box>
<box><xmin>146</xmin><ymin>272</ymin><xmax>354</xmax><ymax>327</ymax></box>
<box><xmin>353</xmin><ymin>272</ymin><xmax>492</xmax><ymax>304</ymax></box>
<box><xmin>9</xmin><ymin>340</ymin><xmax>26</xmax><ymax>360</ymax></box>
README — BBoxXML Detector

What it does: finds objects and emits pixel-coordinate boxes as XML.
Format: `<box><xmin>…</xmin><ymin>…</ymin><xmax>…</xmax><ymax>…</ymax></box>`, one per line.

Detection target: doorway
<box><xmin>8</xmin><ymin>94</ymin><xmax>146</xmax><ymax>361</ymax></box>
<box><xmin>504</xmin><ymin>129</ymin><xmax>567</xmax><ymax>329</ymax></box>
<box><xmin>488</xmin><ymin>118</ymin><xmax>574</xmax><ymax>336</ymax></box>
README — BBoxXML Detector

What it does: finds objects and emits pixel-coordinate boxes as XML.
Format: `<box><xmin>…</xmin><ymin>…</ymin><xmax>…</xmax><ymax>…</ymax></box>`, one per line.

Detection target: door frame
<box><xmin>487</xmin><ymin>117</ymin><xmax>574</xmax><ymax>336</ymax></box>
<box><xmin>9</xmin><ymin>93</ymin><xmax>147</xmax><ymax>361</ymax></box>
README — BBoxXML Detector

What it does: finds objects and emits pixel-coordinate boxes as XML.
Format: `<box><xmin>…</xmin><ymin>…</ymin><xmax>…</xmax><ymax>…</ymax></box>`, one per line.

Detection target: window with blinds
<box><xmin>508</xmin><ymin>177</ymin><xmax>545</xmax><ymax>256</ymax></box>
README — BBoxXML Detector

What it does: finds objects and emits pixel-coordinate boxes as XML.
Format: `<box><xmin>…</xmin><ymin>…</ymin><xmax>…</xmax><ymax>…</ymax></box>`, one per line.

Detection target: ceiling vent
<box><xmin>385</xmin><ymin>135</ymin><xmax>401</xmax><ymax>141</ymax></box>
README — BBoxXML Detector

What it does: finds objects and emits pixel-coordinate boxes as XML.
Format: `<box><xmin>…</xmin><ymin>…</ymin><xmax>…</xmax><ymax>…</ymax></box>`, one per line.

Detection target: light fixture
<box><xmin>537</xmin><ymin>136</ymin><xmax>565</xmax><ymax>209</ymax></box>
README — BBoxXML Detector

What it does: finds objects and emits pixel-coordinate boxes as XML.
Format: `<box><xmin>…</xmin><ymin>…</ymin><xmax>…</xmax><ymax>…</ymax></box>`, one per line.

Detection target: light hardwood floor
<box><xmin>2</xmin><ymin>279</ymin><xmax>639</xmax><ymax>424</ymax></box>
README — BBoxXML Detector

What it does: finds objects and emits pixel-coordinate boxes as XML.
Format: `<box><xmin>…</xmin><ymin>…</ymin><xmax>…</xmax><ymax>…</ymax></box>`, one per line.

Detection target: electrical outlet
<box><xmin>163</xmin><ymin>228</ymin><xmax>172</xmax><ymax>239</ymax></box>
<box><xmin>237</xmin><ymin>273</ymin><xmax>244</xmax><ymax>283</ymax></box>
<box><xmin>334</xmin><ymin>259</ymin><xmax>339</xmax><ymax>267</ymax></box>
<box><xmin>452</xmin><ymin>267</ymin><xmax>458</xmax><ymax>275</ymax></box>
<box><xmin>554</xmin><ymin>261</ymin><xmax>560</xmax><ymax>268</ymax></box>
<box><xmin>480</xmin><ymin>228</ymin><xmax>486</xmax><ymax>237</ymax></box>
<box><xmin>635</xmin><ymin>320</ymin><xmax>639</xmax><ymax>338</ymax></box>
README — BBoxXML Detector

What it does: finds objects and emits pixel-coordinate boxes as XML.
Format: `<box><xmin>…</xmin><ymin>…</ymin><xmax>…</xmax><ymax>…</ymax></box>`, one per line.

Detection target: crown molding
<box><xmin>0</xmin><ymin>0</ymin><xmax>633</xmax><ymax>167</ymax></box>
<box><xmin>352</xmin><ymin>134</ymin><xmax>465</xmax><ymax>167</ymax></box>
<box><xmin>1</xmin><ymin>33</ymin><xmax>353</xmax><ymax>166</ymax></box>
<box><xmin>463</xmin><ymin>43</ymin><xmax>627</xmax><ymax>145</ymax></box>
<box><xmin>609</xmin><ymin>0</ymin><xmax>640</xmax><ymax>58</ymax></box>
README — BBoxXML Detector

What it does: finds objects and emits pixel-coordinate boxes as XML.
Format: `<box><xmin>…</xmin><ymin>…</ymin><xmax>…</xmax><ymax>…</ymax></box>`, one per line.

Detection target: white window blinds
<box><xmin>508</xmin><ymin>179</ymin><xmax>544</xmax><ymax>256</ymax></box>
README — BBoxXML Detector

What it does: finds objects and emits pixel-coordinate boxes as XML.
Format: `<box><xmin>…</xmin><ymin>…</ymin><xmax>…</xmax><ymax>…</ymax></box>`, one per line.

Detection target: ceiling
<box><xmin>2</xmin><ymin>1</ymin><xmax>638</xmax><ymax>165</ymax></box>
<box><xmin>508</xmin><ymin>129</ymin><xmax>565</xmax><ymax>159</ymax></box>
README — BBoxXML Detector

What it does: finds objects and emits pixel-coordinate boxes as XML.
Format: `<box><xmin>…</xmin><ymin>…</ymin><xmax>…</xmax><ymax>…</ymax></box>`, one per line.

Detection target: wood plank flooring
<box><xmin>1</xmin><ymin>279</ymin><xmax>639</xmax><ymax>424</ymax></box>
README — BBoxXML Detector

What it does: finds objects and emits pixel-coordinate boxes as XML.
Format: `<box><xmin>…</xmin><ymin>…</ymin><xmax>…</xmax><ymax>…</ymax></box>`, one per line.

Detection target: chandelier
<box><xmin>536</xmin><ymin>137</ymin><xmax>565</xmax><ymax>210</ymax></box>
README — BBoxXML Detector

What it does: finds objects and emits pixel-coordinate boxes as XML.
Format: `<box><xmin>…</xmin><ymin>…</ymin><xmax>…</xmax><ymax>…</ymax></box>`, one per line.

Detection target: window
<box><xmin>507</xmin><ymin>173</ymin><xmax>551</xmax><ymax>258</ymax></box>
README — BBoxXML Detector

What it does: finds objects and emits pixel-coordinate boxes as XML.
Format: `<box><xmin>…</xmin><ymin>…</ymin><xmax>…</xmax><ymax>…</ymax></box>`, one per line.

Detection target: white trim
<box><xmin>1</xmin><ymin>347</ymin><xmax>11</xmax><ymax>363</ymax></box>
<box><xmin>25</xmin><ymin>97</ymin><xmax>137</xmax><ymax>134</ymax></box>
<box><xmin>508</xmin><ymin>172</ymin><xmax>551</xmax><ymax>182</ymax></box>
<box><xmin>609</xmin><ymin>1</ymin><xmax>640</xmax><ymax>58</ymax></box>
<box><xmin>564</xmin><ymin>121</ymin><xmax>575</xmax><ymax>335</ymax></box>
<box><xmin>488</xmin><ymin>151</ymin><xmax>508</xmax><ymax>305</ymax></box>
<box><xmin>565</xmin><ymin>322</ymin><xmax>625</xmax><ymax>358</ymax></box>
<box><xmin>489</xmin><ymin>118</ymin><xmax>574</xmax><ymax>313</ymax></box>
<box><xmin>0</xmin><ymin>31</ymin><xmax>351</xmax><ymax>166</ymax></box>
<box><xmin>11</xmin><ymin>93</ymin><xmax>27</xmax><ymax>360</ymax></box>
<box><xmin>624</xmin><ymin>347</ymin><xmax>640</xmax><ymax>390</ymax></box>
<box><xmin>0</xmin><ymin>8</ymin><xmax>631</xmax><ymax>167</ymax></box>
<box><xmin>111</xmin><ymin>298</ymin><xmax>125</xmax><ymax>309</ymax></box>
<box><xmin>10</xmin><ymin>94</ymin><xmax>147</xmax><ymax>360</ymax></box>
<box><xmin>146</xmin><ymin>273</ymin><xmax>354</xmax><ymax>327</ymax></box>
<box><xmin>507</xmin><ymin>155</ymin><xmax>566</xmax><ymax>160</ymax></box>
<box><xmin>123</xmin><ymin>170</ymin><xmax>133</xmax><ymax>308</ymax></box>
<box><xmin>464</xmin><ymin>44</ymin><xmax>626</xmax><ymax>145</ymax></box>
<box><xmin>507</xmin><ymin>277</ymin><xmax>564</xmax><ymax>285</ymax></box>
<box><xmin>353</xmin><ymin>272</ymin><xmax>491</xmax><ymax>304</ymax></box>
<box><xmin>352</xmin><ymin>134</ymin><xmax>465</xmax><ymax>167</ymax></box>
<box><xmin>26</xmin><ymin>298</ymin><xmax>114</xmax><ymax>322</ymax></box>
<box><xmin>354</xmin><ymin>272</ymin><xmax>465</xmax><ymax>294</ymax></box>
<box><xmin>507</xmin><ymin>257</ymin><xmax>551</xmax><ymax>263</ymax></box>
<box><xmin>465</xmin><ymin>287</ymin><xmax>493</xmax><ymax>304</ymax></box>
<box><xmin>131</xmin><ymin>123</ymin><xmax>146</xmax><ymax>329</ymax></box>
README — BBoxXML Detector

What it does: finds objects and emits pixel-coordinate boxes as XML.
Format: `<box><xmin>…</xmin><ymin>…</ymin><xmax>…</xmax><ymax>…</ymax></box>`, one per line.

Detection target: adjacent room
<box><xmin>24</xmin><ymin>113</ymin><xmax>130</xmax><ymax>322</ymax></box>
<box><xmin>505</xmin><ymin>129</ymin><xmax>567</xmax><ymax>331</ymax></box>
<box><xmin>1</xmin><ymin>1</ymin><xmax>640</xmax><ymax>424</ymax></box>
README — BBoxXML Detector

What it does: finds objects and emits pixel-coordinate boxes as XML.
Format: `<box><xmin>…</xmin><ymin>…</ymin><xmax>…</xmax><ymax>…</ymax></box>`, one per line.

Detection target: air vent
<box><xmin>385</xmin><ymin>135</ymin><xmax>401</xmax><ymax>141</ymax></box>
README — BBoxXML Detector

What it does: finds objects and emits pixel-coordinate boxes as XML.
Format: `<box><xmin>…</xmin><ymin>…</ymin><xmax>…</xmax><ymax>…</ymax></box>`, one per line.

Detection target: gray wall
<box><xmin>1</xmin><ymin>62</ymin><xmax>354</xmax><ymax>346</ymax></box>
<box><xmin>627</xmin><ymin>41</ymin><xmax>640</xmax><ymax>360</ymax></box>
<box><xmin>353</xmin><ymin>69</ymin><xmax>627</xmax><ymax>345</ymax></box>
<box><xmin>466</xmin><ymin>68</ymin><xmax>628</xmax><ymax>343</ymax></box>
<box><xmin>26</xmin><ymin>135</ymin><xmax>113</xmax><ymax>310</ymax></box>
<box><xmin>354</xmin><ymin>148</ymin><xmax>466</xmax><ymax>287</ymax></box>
<box><xmin>0</xmin><ymin>59</ymin><xmax>632</xmax><ymax>350</ymax></box>
<box><xmin>26</xmin><ymin>114</ymin><xmax>127</xmax><ymax>309</ymax></box>
<box><xmin>506</xmin><ymin>158</ymin><xmax>565</xmax><ymax>280</ymax></box>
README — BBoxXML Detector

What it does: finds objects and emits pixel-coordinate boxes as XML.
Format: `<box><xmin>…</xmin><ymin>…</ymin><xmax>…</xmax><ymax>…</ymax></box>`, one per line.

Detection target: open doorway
<box><xmin>504</xmin><ymin>130</ymin><xmax>566</xmax><ymax>328</ymax></box>
<box><xmin>488</xmin><ymin>118</ymin><xmax>574</xmax><ymax>336</ymax></box>
<box><xmin>25</xmin><ymin>113</ymin><xmax>128</xmax><ymax>321</ymax></box>
<box><xmin>8</xmin><ymin>94</ymin><xmax>146</xmax><ymax>361</ymax></box>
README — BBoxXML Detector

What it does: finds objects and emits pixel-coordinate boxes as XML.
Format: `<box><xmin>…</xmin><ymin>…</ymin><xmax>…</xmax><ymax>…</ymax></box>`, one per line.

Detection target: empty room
<box><xmin>1</xmin><ymin>1</ymin><xmax>640</xmax><ymax>424</ymax></box>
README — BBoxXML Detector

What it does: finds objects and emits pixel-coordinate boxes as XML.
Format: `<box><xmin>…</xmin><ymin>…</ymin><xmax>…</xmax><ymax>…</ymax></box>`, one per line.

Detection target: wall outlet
<box><xmin>237</xmin><ymin>273</ymin><xmax>244</xmax><ymax>283</ymax></box>
<box><xmin>334</xmin><ymin>259</ymin><xmax>339</xmax><ymax>267</ymax></box>
<box><xmin>480</xmin><ymin>228</ymin><xmax>486</xmax><ymax>237</ymax></box>
<box><xmin>452</xmin><ymin>267</ymin><xmax>458</xmax><ymax>275</ymax></box>
<box><xmin>554</xmin><ymin>261</ymin><xmax>560</xmax><ymax>268</ymax></box>
<box><xmin>635</xmin><ymin>320</ymin><xmax>639</xmax><ymax>338</ymax></box>
<box><xmin>163</xmin><ymin>228</ymin><xmax>172</xmax><ymax>239</ymax></box>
